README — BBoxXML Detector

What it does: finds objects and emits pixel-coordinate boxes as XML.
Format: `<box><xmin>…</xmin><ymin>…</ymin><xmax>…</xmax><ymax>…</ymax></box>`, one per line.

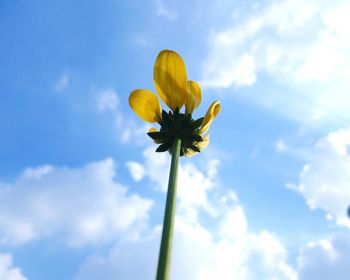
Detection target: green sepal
<box><xmin>189</xmin><ymin>144</ymin><xmax>200</xmax><ymax>153</ymax></box>
<box><xmin>156</xmin><ymin>143</ymin><xmax>171</xmax><ymax>152</ymax></box>
<box><xmin>157</xmin><ymin>119</ymin><xmax>165</xmax><ymax>126</ymax></box>
<box><xmin>190</xmin><ymin>134</ymin><xmax>203</xmax><ymax>142</ymax></box>
<box><xmin>148</xmin><ymin>131</ymin><xmax>167</xmax><ymax>140</ymax></box>
<box><xmin>184</xmin><ymin>113</ymin><xmax>192</xmax><ymax>122</ymax></box>
<box><xmin>191</xmin><ymin>117</ymin><xmax>204</xmax><ymax>129</ymax></box>
<box><xmin>152</xmin><ymin>110</ymin><xmax>207</xmax><ymax>157</ymax></box>
<box><xmin>173</xmin><ymin>107</ymin><xmax>179</xmax><ymax>118</ymax></box>
<box><xmin>162</xmin><ymin>110</ymin><xmax>173</xmax><ymax>126</ymax></box>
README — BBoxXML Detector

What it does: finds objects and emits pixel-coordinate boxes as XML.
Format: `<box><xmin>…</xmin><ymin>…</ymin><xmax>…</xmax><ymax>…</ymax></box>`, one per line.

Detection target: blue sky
<box><xmin>1</xmin><ymin>0</ymin><xmax>350</xmax><ymax>279</ymax></box>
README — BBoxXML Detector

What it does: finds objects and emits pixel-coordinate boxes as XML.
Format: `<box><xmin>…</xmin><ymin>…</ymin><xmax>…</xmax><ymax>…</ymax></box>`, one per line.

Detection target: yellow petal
<box><xmin>129</xmin><ymin>89</ymin><xmax>162</xmax><ymax>122</ymax></box>
<box><xmin>185</xmin><ymin>149</ymin><xmax>196</xmax><ymax>157</ymax></box>
<box><xmin>197</xmin><ymin>134</ymin><xmax>209</xmax><ymax>150</ymax></box>
<box><xmin>199</xmin><ymin>101</ymin><xmax>220</xmax><ymax>134</ymax></box>
<box><xmin>154</xmin><ymin>50</ymin><xmax>187</xmax><ymax>111</ymax></box>
<box><xmin>185</xmin><ymin>135</ymin><xmax>209</xmax><ymax>157</ymax></box>
<box><xmin>148</xmin><ymin>127</ymin><xmax>157</xmax><ymax>133</ymax></box>
<box><xmin>185</xmin><ymin>80</ymin><xmax>202</xmax><ymax>114</ymax></box>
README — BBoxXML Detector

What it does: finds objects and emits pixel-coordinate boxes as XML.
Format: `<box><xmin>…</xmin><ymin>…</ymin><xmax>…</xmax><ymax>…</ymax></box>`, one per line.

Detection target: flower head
<box><xmin>129</xmin><ymin>50</ymin><xmax>220</xmax><ymax>157</ymax></box>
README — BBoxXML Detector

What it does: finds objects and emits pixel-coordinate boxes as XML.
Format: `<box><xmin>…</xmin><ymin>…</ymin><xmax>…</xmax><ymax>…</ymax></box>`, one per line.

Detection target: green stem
<box><xmin>156</xmin><ymin>138</ymin><xmax>181</xmax><ymax>280</ymax></box>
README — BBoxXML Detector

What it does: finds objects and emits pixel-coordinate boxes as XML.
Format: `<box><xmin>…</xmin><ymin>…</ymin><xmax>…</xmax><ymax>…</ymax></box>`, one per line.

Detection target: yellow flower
<box><xmin>128</xmin><ymin>49</ymin><xmax>220</xmax><ymax>156</ymax></box>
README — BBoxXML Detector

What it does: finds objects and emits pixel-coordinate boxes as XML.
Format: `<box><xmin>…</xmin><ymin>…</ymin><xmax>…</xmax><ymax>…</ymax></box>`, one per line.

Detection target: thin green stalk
<box><xmin>156</xmin><ymin>138</ymin><xmax>181</xmax><ymax>280</ymax></box>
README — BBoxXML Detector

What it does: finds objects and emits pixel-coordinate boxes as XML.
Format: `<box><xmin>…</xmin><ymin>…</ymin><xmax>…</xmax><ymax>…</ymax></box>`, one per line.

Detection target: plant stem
<box><xmin>156</xmin><ymin>138</ymin><xmax>181</xmax><ymax>280</ymax></box>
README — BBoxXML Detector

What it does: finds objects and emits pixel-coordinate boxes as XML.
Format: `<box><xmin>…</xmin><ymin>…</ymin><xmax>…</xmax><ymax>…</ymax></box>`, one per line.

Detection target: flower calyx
<box><xmin>147</xmin><ymin>108</ymin><xmax>205</xmax><ymax>156</ymax></box>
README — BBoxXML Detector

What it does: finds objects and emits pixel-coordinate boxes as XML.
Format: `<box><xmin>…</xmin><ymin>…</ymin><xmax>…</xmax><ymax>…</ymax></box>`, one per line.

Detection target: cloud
<box><xmin>132</xmin><ymin>33</ymin><xmax>153</xmax><ymax>47</ymax></box>
<box><xmin>201</xmin><ymin>0</ymin><xmax>350</xmax><ymax>124</ymax></box>
<box><xmin>298</xmin><ymin>234</ymin><xmax>350</xmax><ymax>280</ymax></box>
<box><xmin>155</xmin><ymin>0</ymin><xmax>177</xmax><ymax>20</ymax></box>
<box><xmin>96</xmin><ymin>89</ymin><xmax>151</xmax><ymax>144</ymax></box>
<box><xmin>2</xmin><ymin>146</ymin><xmax>347</xmax><ymax>279</ymax></box>
<box><xmin>75</xmin><ymin>148</ymin><xmax>296</xmax><ymax>280</ymax></box>
<box><xmin>76</xmin><ymin>210</ymin><xmax>296</xmax><ymax>279</ymax></box>
<box><xmin>130</xmin><ymin>147</ymin><xmax>220</xmax><ymax>219</ymax></box>
<box><xmin>54</xmin><ymin>70</ymin><xmax>70</xmax><ymax>92</ymax></box>
<box><xmin>275</xmin><ymin>139</ymin><xmax>288</xmax><ymax>153</ymax></box>
<box><xmin>0</xmin><ymin>159</ymin><xmax>153</xmax><ymax>246</ymax></box>
<box><xmin>97</xmin><ymin>89</ymin><xmax>119</xmax><ymax>112</ymax></box>
<box><xmin>287</xmin><ymin>128</ymin><xmax>350</xmax><ymax>228</ymax></box>
<box><xmin>73</xmin><ymin>228</ymin><xmax>160</xmax><ymax>280</ymax></box>
<box><xmin>0</xmin><ymin>253</ymin><xmax>27</xmax><ymax>280</ymax></box>
<box><xmin>171</xmin><ymin>205</ymin><xmax>296</xmax><ymax>280</ymax></box>
<box><xmin>126</xmin><ymin>161</ymin><xmax>145</xmax><ymax>181</ymax></box>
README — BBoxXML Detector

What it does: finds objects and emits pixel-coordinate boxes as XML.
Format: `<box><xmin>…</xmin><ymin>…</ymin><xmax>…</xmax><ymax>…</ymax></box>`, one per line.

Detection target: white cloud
<box><xmin>54</xmin><ymin>70</ymin><xmax>70</xmax><ymax>92</ymax></box>
<box><xmin>97</xmin><ymin>89</ymin><xmax>119</xmax><ymax>112</ymax></box>
<box><xmin>96</xmin><ymin>88</ymin><xmax>151</xmax><ymax>144</ymax></box>
<box><xmin>119</xmin><ymin>122</ymin><xmax>152</xmax><ymax>144</ymax></box>
<box><xmin>2</xmin><ymin>146</ymin><xmax>347</xmax><ymax>279</ymax></box>
<box><xmin>130</xmin><ymin>147</ymin><xmax>219</xmax><ymax>220</ymax></box>
<box><xmin>155</xmin><ymin>0</ymin><xmax>177</xmax><ymax>20</ymax></box>
<box><xmin>297</xmin><ymin>234</ymin><xmax>350</xmax><ymax>280</ymax></box>
<box><xmin>0</xmin><ymin>254</ymin><xmax>27</xmax><ymax>280</ymax></box>
<box><xmin>74</xmin><ymin>228</ymin><xmax>160</xmax><ymax>280</ymax></box>
<box><xmin>76</xmin><ymin>148</ymin><xmax>296</xmax><ymax>280</ymax></box>
<box><xmin>133</xmin><ymin>33</ymin><xmax>153</xmax><ymax>47</ymax></box>
<box><xmin>126</xmin><ymin>161</ymin><xmax>145</xmax><ymax>181</ymax></box>
<box><xmin>76</xmin><ymin>198</ymin><xmax>296</xmax><ymax>280</ymax></box>
<box><xmin>171</xmin><ymin>207</ymin><xmax>296</xmax><ymax>280</ymax></box>
<box><xmin>201</xmin><ymin>0</ymin><xmax>350</xmax><ymax>124</ymax></box>
<box><xmin>136</xmin><ymin>147</ymin><xmax>170</xmax><ymax>191</ymax></box>
<box><xmin>0</xmin><ymin>159</ymin><xmax>153</xmax><ymax>246</ymax></box>
<box><xmin>276</xmin><ymin>139</ymin><xmax>288</xmax><ymax>153</ymax></box>
<box><xmin>287</xmin><ymin>128</ymin><xmax>350</xmax><ymax>228</ymax></box>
